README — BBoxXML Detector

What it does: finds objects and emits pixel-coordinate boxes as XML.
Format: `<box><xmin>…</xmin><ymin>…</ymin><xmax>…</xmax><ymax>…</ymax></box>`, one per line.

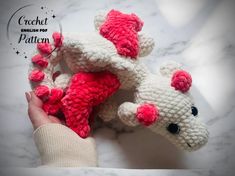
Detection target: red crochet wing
<box><xmin>99</xmin><ymin>10</ymin><xmax>143</xmax><ymax>58</ymax></box>
<box><xmin>61</xmin><ymin>71</ymin><xmax>120</xmax><ymax>138</ymax></box>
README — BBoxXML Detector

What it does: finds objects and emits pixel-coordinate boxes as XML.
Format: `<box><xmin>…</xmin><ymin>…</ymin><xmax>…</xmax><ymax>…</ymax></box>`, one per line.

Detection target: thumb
<box><xmin>48</xmin><ymin>115</ymin><xmax>62</xmax><ymax>124</ymax></box>
<box><xmin>26</xmin><ymin>92</ymin><xmax>50</xmax><ymax>129</ymax></box>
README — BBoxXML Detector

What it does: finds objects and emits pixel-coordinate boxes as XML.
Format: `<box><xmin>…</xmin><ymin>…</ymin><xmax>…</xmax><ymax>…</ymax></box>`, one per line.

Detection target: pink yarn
<box><xmin>99</xmin><ymin>9</ymin><xmax>143</xmax><ymax>58</ymax></box>
<box><xmin>171</xmin><ymin>70</ymin><xmax>192</xmax><ymax>93</ymax></box>
<box><xmin>34</xmin><ymin>85</ymin><xmax>50</xmax><ymax>99</ymax></box>
<box><xmin>31</xmin><ymin>54</ymin><xmax>48</xmax><ymax>68</ymax></box>
<box><xmin>37</xmin><ymin>42</ymin><xmax>52</xmax><ymax>55</ymax></box>
<box><xmin>29</xmin><ymin>69</ymin><xmax>45</xmax><ymax>82</ymax></box>
<box><xmin>136</xmin><ymin>103</ymin><xmax>159</xmax><ymax>126</ymax></box>
<box><xmin>48</xmin><ymin>88</ymin><xmax>64</xmax><ymax>104</ymax></box>
<box><xmin>42</xmin><ymin>88</ymin><xmax>64</xmax><ymax>115</ymax></box>
<box><xmin>43</xmin><ymin>101</ymin><xmax>62</xmax><ymax>115</ymax></box>
<box><xmin>61</xmin><ymin>71</ymin><xmax>120</xmax><ymax>138</ymax></box>
<box><xmin>52</xmin><ymin>32</ymin><xmax>64</xmax><ymax>48</ymax></box>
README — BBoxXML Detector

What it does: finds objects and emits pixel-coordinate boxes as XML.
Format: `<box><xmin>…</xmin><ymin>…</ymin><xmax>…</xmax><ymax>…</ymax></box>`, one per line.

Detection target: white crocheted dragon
<box><xmin>28</xmin><ymin>10</ymin><xmax>209</xmax><ymax>151</ymax></box>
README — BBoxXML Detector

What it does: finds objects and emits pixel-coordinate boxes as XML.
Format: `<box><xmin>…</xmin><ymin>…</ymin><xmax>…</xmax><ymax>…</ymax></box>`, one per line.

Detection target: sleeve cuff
<box><xmin>33</xmin><ymin>123</ymin><xmax>97</xmax><ymax>167</ymax></box>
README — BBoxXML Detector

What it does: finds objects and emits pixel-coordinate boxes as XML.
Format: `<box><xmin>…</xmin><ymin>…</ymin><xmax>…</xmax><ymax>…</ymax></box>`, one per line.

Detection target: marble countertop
<box><xmin>0</xmin><ymin>168</ymin><xmax>213</xmax><ymax>176</ymax></box>
<box><xmin>0</xmin><ymin>0</ymin><xmax>235</xmax><ymax>175</ymax></box>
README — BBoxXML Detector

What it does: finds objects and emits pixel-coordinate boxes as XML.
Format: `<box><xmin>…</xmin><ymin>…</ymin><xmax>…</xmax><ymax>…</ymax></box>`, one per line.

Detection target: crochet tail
<box><xmin>28</xmin><ymin>32</ymin><xmax>66</xmax><ymax>115</ymax></box>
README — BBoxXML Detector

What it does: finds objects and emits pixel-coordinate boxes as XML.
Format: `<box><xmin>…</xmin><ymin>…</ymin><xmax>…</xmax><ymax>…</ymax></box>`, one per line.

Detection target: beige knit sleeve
<box><xmin>33</xmin><ymin>123</ymin><xmax>98</xmax><ymax>167</ymax></box>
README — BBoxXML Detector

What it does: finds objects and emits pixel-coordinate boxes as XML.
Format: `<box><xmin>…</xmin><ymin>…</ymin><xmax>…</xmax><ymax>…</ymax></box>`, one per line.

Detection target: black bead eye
<box><xmin>191</xmin><ymin>106</ymin><xmax>198</xmax><ymax>116</ymax></box>
<box><xmin>167</xmin><ymin>123</ymin><xmax>180</xmax><ymax>134</ymax></box>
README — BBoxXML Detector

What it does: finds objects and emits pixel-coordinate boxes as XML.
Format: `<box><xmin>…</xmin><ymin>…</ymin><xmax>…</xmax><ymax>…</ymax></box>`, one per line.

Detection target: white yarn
<box><xmin>138</xmin><ymin>33</ymin><xmax>155</xmax><ymax>57</ymax></box>
<box><xmin>159</xmin><ymin>60</ymin><xmax>182</xmax><ymax>77</ymax></box>
<box><xmin>94</xmin><ymin>10</ymin><xmax>107</xmax><ymax>30</ymax></box>
<box><xmin>54</xmin><ymin>73</ymin><xmax>71</xmax><ymax>89</ymax></box>
<box><xmin>118</xmin><ymin>102</ymin><xmax>140</xmax><ymax>127</ymax></box>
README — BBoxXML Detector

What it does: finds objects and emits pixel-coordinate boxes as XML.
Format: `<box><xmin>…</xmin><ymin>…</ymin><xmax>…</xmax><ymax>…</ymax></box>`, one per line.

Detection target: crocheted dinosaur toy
<box><xmin>28</xmin><ymin>10</ymin><xmax>209</xmax><ymax>151</ymax></box>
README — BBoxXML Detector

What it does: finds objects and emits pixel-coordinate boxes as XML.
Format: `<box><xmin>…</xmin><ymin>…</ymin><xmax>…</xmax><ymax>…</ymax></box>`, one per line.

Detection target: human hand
<box><xmin>25</xmin><ymin>91</ymin><xmax>64</xmax><ymax>130</ymax></box>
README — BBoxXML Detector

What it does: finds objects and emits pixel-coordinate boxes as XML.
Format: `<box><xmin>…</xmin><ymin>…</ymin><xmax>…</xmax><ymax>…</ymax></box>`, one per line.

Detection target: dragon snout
<box><xmin>183</xmin><ymin>123</ymin><xmax>209</xmax><ymax>151</ymax></box>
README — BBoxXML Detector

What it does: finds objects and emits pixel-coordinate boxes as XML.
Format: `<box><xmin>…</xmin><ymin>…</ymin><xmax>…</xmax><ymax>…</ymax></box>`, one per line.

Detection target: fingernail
<box><xmin>25</xmin><ymin>92</ymin><xmax>31</xmax><ymax>102</ymax></box>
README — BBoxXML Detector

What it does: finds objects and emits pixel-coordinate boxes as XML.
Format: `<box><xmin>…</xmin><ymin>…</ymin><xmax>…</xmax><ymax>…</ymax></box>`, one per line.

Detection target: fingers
<box><xmin>25</xmin><ymin>91</ymin><xmax>65</xmax><ymax>129</ymax></box>
<box><xmin>29</xmin><ymin>91</ymin><xmax>43</xmax><ymax>107</ymax></box>
<box><xmin>26</xmin><ymin>91</ymin><xmax>50</xmax><ymax>129</ymax></box>
<box><xmin>27</xmin><ymin>92</ymin><xmax>47</xmax><ymax>118</ymax></box>
<box><xmin>25</xmin><ymin>92</ymin><xmax>31</xmax><ymax>102</ymax></box>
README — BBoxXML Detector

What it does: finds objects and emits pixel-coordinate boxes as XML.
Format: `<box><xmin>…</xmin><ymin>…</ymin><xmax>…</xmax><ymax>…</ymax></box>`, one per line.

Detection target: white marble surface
<box><xmin>0</xmin><ymin>0</ymin><xmax>235</xmax><ymax>175</ymax></box>
<box><xmin>0</xmin><ymin>168</ymin><xmax>212</xmax><ymax>176</ymax></box>
<box><xmin>0</xmin><ymin>168</ymin><xmax>232</xmax><ymax>176</ymax></box>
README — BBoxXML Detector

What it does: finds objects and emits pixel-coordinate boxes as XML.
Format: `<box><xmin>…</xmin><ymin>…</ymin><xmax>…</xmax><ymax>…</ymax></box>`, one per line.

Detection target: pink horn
<box><xmin>171</xmin><ymin>70</ymin><xmax>192</xmax><ymax>93</ymax></box>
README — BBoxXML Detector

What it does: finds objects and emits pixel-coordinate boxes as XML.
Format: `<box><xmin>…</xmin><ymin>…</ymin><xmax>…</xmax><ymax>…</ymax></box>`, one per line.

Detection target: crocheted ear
<box><xmin>160</xmin><ymin>61</ymin><xmax>182</xmax><ymax>77</ymax></box>
<box><xmin>159</xmin><ymin>61</ymin><xmax>192</xmax><ymax>93</ymax></box>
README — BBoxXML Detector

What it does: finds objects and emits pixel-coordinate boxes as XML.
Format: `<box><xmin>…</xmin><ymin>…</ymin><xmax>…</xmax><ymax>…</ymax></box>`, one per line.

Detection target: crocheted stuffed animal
<box><xmin>28</xmin><ymin>10</ymin><xmax>209</xmax><ymax>151</ymax></box>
